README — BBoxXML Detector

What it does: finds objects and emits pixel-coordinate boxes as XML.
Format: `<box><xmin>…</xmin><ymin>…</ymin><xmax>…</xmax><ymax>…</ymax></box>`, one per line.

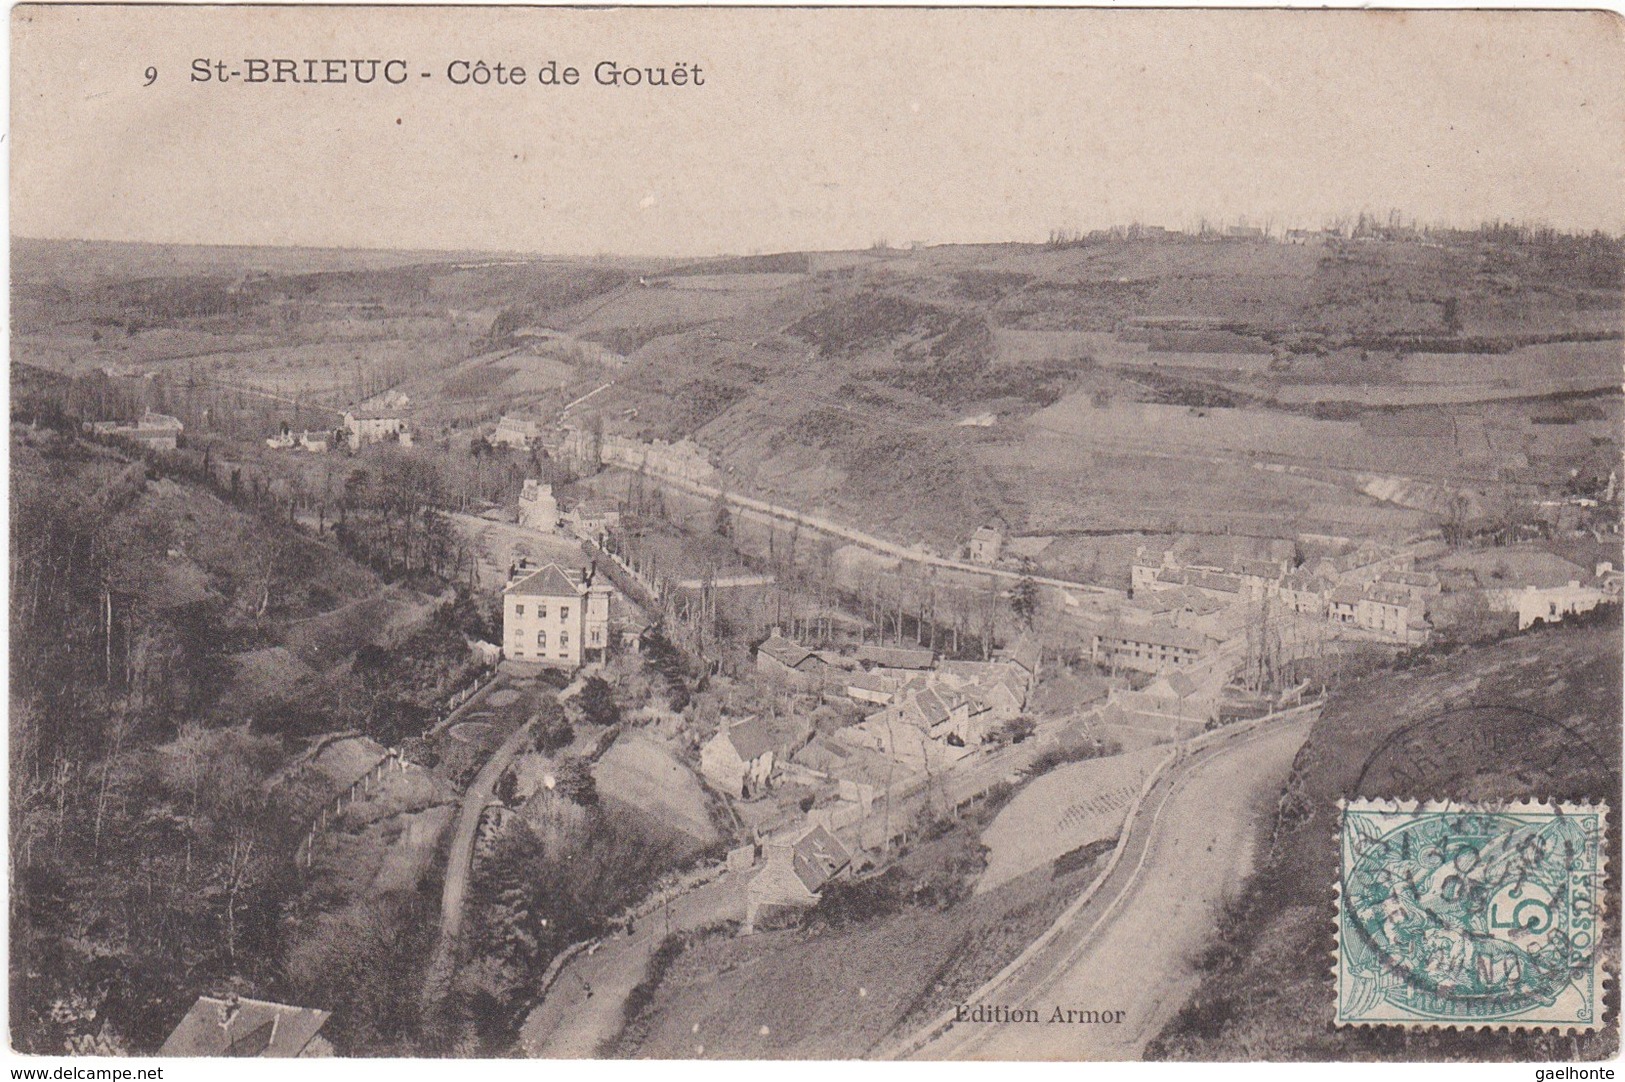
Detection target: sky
<box><xmin>11</xmin><ymin>6</ymin><xmax>1625</xmax><ymax>256</ymax></box>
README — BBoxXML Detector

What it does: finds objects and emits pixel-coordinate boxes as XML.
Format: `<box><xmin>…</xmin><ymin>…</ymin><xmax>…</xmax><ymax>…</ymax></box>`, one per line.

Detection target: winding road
<box><xmin>900</xmin><ymin>708</ymin><xmax>1315</xmax><ymax>1060</ymax></box>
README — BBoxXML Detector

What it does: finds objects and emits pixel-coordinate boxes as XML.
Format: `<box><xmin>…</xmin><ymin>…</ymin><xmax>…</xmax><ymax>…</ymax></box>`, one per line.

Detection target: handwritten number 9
<box><xmin>143</xmin><ymin>66</ymin><xmax>158</xmax><ymax>86</ymax></box>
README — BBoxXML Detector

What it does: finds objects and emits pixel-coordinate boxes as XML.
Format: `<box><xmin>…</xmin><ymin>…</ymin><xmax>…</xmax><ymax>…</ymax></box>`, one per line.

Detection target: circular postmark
<box><xmin>1352</xmin><ymin>704</ymin><xmax>1617</xmax><ymax>805</ymax></box>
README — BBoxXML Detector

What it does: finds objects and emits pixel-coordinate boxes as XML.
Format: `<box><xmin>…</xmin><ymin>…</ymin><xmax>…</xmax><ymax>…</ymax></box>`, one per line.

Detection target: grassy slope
<box><xmin>611</xmin><ymin>815</ymin><xmax>1118</xmax><ymax>1059</ymax></box>
<box><xmin>1149</xmin><ymin>619</ymin><xmax>1622</xmax><ymax>1061</ymax></box>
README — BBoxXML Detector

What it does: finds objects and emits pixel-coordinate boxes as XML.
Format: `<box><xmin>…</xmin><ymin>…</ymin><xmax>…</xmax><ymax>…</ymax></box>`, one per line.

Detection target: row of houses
<box><xmin>1132</xmin><ymin>541</ymin><xmax>1441</xmax><ymax>646</ymax></box>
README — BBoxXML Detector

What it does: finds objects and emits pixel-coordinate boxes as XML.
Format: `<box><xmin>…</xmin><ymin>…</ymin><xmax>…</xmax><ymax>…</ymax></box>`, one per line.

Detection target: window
<box><xmin>591</xmin><ymin>629</ymin><xmax>602</xmax><ymax>644</ymax></box>
<box><xmin>537</xmin><ymin>630</ymin><xmax>547</xmax><ymax>649</ymax></box>
<box><xmin>560</xmin><ymin>606</ymin><xmax>570</xmax><ymax>621</ymax></box>
<box><xmin>515</xmin><ymin>604</ymin><xmax>524</xmax><ymax>616</ymax></box>
<box><xmin>560</xmin><ymin>631</ymin><xmax>570</xmax><ymax>648</ymax></box>
<box><xmin>539</xmin><ymin>604</ymin><xmax>548</xmax><ymax>619</ymax></box>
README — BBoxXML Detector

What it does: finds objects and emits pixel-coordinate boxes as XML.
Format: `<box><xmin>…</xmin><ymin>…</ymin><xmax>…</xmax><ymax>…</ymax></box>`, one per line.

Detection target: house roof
<box><xmin>757</xmin><ymin>634</ymin><xmax>815</xmax><ymax>669</ymax></box>
<box><xmin>1104</xmin><ymin>621</ymin><xmax>1214</xmax><ymax>652</ymax></box>
<box><xmin>856</xmin><ymin>644</ymin><xmax>935</xmax><ymax>669</ymax></box>
<box><xmin>791</xmin><ymin>734</ymin><xmax>896</xmax><ymax>787</ymax></box>
<box><xmin>1154</xmin><ymin>567</ymin><xmax>1243</xmax><ymax>593</ymax></box>
<box><xmin>1280</xmin><ymin>568</ymin><xmax>1331</xmax><ymax>593</ymax></box>
<box><xmin>159</xmin><ymin>996</ymin><xmax>330</xmax><ymax>1058</ymax></box>
<box><xmin>1327</xmin><ymin>583</ymin><xmax>1366</xmax><ymax>606</ymax></box>
<box><xmin>791</xmin><ymin>824</ymin><xmax>851</xmax><ymax>893</ymax></box>
<box><xmin>718</xmin><ymin>717</ymin><xmax>774</xmax><ymax>762</ymax></box>
<box><xmin>506</xmin><ymin>563</ymin><xmax>584</xmax><ymax>599</ymax></box>
<box><xmin>972</xmin><ymin>524</ymin><xmax>1004</xmax><ymax>541</ymax></box>
<box><xmin>904</xmin><ymin>688</ymin><xmax>953</xmax><ymax>728</ymax></box>
<box><xmin>1363</xmin><ymin>583</ymin><xmax>1413</xmax><ymax>607</ymax></box>
<box><xmin>1150</xmin><ymin>671</ymin><xmax>1204</xmax><ymax>700</ymax></box>
<box><xmin>1003</xmin><ymin>636</ymin><xmax>1041</xmax><ymax>676</ymax></box>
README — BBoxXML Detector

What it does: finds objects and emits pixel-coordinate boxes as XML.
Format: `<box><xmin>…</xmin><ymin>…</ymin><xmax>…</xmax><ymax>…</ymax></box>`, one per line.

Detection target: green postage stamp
<box><xmin>1337</xmin><ymin>799</ymin><xmax>1607</xmax><ymax>1031</ymax></box>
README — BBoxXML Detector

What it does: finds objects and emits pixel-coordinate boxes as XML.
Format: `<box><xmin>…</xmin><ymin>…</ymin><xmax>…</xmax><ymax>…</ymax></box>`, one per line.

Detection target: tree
<box><xmin>494</xmin><ymin>767</ymin><xmax>520</xmax><ymax>807</ymax></box>
<box><xmin>992</xmin><ymin>716</ymin><xmax>1037</xmax><ymax>746</ymax></box>
<box><xmin>1011</xmin><ymin>574</ymin><xmax>1040</xmax><ymax>628</ymax></box>
<box><xmin>576</xmin><ymin>676</ymin><xmax>620</xmax><ymax>728</ymax></box>
<box><xmin>712</xmin><ymin>491</ymin><xmax>732</xmax><ymax>539</ymax></box>
<box><xmin>533</xmin><ymin>698</ymin><xmax>575</xmax><ymax>753</ymax></box>
<box><xmin>553</xmin><ymin>756</ymin><xmax>598</xmax><ymax>806</ymax></box>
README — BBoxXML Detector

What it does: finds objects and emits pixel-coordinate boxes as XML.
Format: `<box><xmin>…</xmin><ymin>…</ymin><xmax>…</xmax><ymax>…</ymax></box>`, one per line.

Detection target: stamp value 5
<box><xmin>1336</xmin><ymin>799</ymin><xmax>1607</xmax><ymax>1031</ymax></box>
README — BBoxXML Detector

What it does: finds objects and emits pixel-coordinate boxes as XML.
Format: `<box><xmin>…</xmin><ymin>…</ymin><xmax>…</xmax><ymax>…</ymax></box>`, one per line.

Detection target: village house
<box><xmin>501</xmin><ymin>560</ymin><xmax>613</xmax><ymax>667</ymax></box>
<box><xmin>596</xmin><ymin>433</ymin><xmax>719</xmax><ymax>485</ymax></box>
<box><xmin>744</xmin><ymin>823</ymin><xmax>851</xmax><ymax>930</ymax></box>
<box><xmin>342</xmin><ymin>408</ymin><xmax>411</xmax><ymax>450</ymax></box>
<box><xmin>563</xmin><ymin>499</ymin><xmax>622</xmax><ymax>541</ymax></box>
<box><xmin>1373</xmin><ymin>570</ymin><xmax>1442</xmax><ymax>605</ymax></box>
<box><xmin>933</xmin><ymin>660</ymin><xmax>1029</xmax><ymax>723</ymax></box>
<box><xmin>517</xmin><ymin>478</ymin><xmax>558</xmax><ymax>533</ymax></box>
<box><xmin>491</xmin><ymin>414</ymin><xmax>541</xmax><ymax>449</ymax></box>
<box><xmin>1131</xmin><ymin>546</ymin><xmax>1284</xmax><ymax>599</ymax></box>
<box><xmin>969</xmin><ymin>522</ymin><xmax>1006</xmax><ymax>565</ymax></box>
<box><xmin>1092</xmin><ymin>621</ymin><xmax>1218</xmax><ymax>673</ymax></box>
<box><xmin>842</xmin><ymin>670</ymin><xmax>899</xmax><ymax>707</ymax></box>
<box><xmin>755</xmin><ymin>630</ymin><xmax>830</xmax><ymax>690</ymax></box>
<box><xmin>299</xmin><ymin>430</ymin><xmax>331</xmax><ymax>453</ymax></box>
<box><xmin>1492</xmin><ymin>580</ymin><xmax>1613</xmax><ymax>631</ymax></box>
<box><xmin>92</xmin><ymin>410</ymin><xmax>184</xmax><ymax>450</ymax></box>
<box><xmin>787</xmin><ymin>734</ymin><xmax>901</xmax><ymax>814</ymax></box>
<box><xmin>700</xmin><ymin>716</ymin><xmax>776</xmax><ymax>798</ymax></box>
<box><xmin>1275</xmin><ymin>568</ymin><xmax>1333</xmax><ymax>616</ymax></box>
<box><xmin>1356</xmin><ymin>582</ymin><xmax>1417</xmax><ymax>637</ymax></box>
<box><xmin>160</xmin><ymin>995</ymin><xmax>333</xmax><ymax>1057</ymax></box>
<box><xmin>1097</xmin><ymin>666</ymin><xmax>1223</xmax><ymax>747</ymax></box>
<box><xmin>1327</xmin><ymin>583</ymin><xmax>1363</xmax><ymax>625</ymax></box>
<box><xmin>1597</xmin><ymin>562</ymin><xmax>1624</xmax><ymax>598</ymax></box>
<box><xmin>839</xmin><ymin>686</ymin><xmax>981</xmax><ymax>770</ymax></box>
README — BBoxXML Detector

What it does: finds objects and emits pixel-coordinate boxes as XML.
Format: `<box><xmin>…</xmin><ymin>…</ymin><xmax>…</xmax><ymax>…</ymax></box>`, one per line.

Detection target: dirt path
<box><xmin>421</xmin><ymin>670</ymin><xmax>591</xmax><ymax>1006</ymax></box>
<box><xmin>518</xmin><ymin>874</ymin><xmax>745</xmax><ymax>1058</ymax></box>
<box><xmin>911</xmin><ymin>714</ymin><xmax>1312</xmax><ymax>1060</ymax></box>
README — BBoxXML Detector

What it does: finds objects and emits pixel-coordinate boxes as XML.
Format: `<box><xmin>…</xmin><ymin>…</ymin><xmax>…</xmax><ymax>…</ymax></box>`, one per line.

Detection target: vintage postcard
<box><xmin>8</xmin><ymin>4</ymin><xmax>1622</xmax><ymax>1066</ymax></box>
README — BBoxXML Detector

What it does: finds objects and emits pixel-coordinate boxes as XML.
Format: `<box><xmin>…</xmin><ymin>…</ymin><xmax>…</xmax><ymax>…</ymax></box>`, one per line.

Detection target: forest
<box><xmin>8</xmin><ymin>411</ymin><xmax>495</xmax><ymax>1053</ymax></box>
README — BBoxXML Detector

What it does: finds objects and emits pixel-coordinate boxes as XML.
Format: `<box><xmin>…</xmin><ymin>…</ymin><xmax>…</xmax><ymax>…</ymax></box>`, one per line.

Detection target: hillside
<box><xmin>12</xmin><ymin>232</ymin><xmax>1621</xmax><ymax>552</ymax></box>
<box><xmin>8</xmin><ymin>423</ymin><xmax>486</xmax><ymax>1053</ymax></box>
<box><xmin>1148</xmin><ymin>617</ymin><xmax>1622</xmax><ymax>1062</ymax></box>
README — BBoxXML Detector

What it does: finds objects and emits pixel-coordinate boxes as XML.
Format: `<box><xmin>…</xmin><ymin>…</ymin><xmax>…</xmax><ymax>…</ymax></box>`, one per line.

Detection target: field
<box><xmin>978</xmin><ymin>746</ymin><xmax>1166</xmax><ymax>893</ymax></box>
<box><xmin>593</xmin><ymin>733</ymin><xmax>719</xmax><ymax>849</ymax></box>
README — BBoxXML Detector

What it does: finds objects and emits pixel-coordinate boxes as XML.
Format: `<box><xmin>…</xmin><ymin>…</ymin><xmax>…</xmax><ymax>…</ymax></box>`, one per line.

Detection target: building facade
<box><xmin>502</xmin><ymin>561</ymin><xmax>612</xmax><ymax>666</ymax></box>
